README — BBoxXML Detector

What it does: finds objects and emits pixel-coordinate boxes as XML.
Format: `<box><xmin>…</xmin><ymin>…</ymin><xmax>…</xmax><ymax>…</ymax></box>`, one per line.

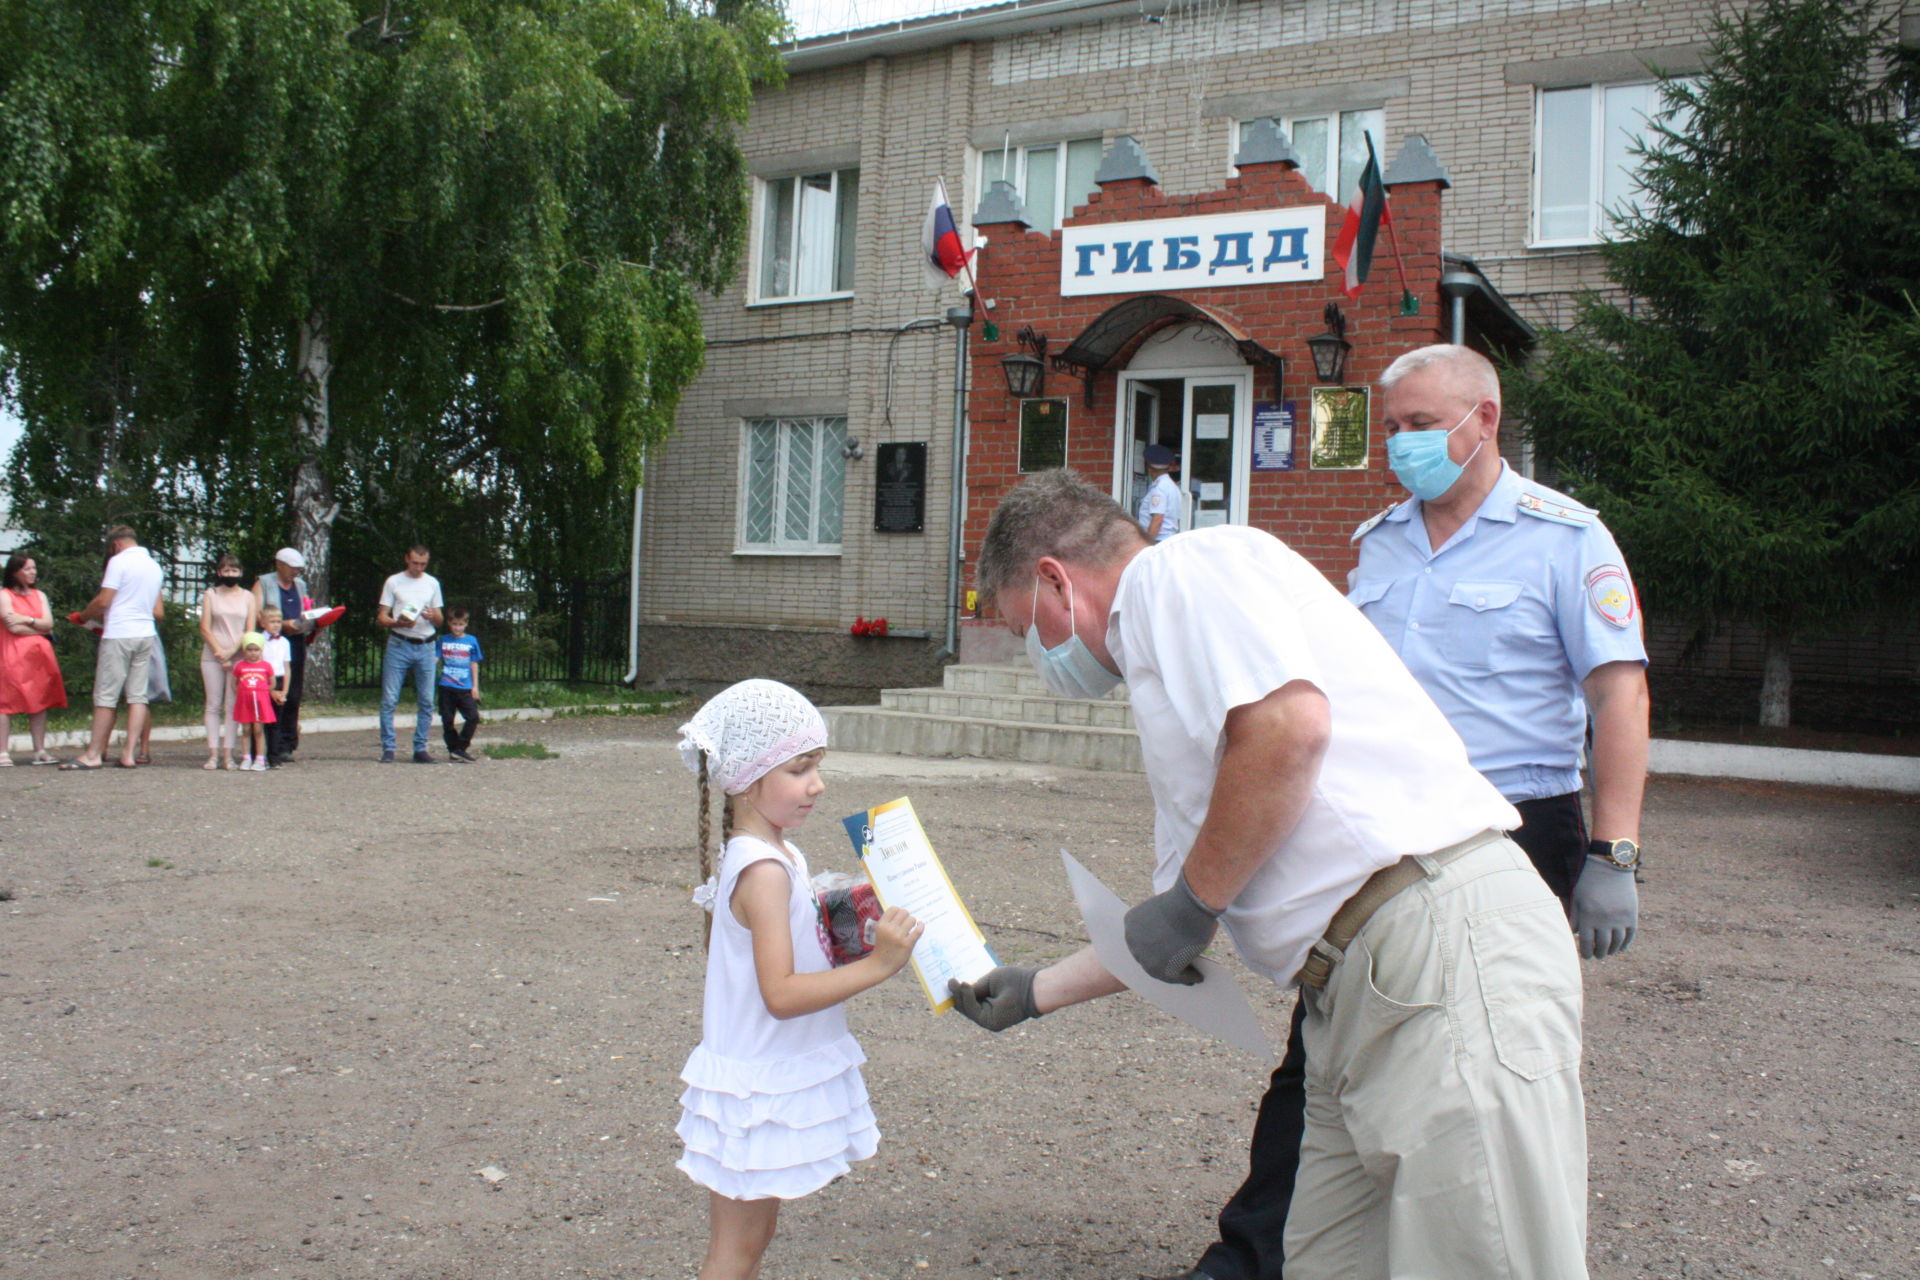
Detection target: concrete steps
<box><xmin>824</xmin><ymin>664</ymin><xmax>1141</xmax><ymax>772</ymax></box>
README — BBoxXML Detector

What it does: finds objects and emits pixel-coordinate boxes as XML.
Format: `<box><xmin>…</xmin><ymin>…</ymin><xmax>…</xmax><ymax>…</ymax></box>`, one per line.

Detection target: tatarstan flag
<box><xmin>1332</xmin><ymin>134</ymin><xmax>1389</xmax><ymax>299</ymax></box>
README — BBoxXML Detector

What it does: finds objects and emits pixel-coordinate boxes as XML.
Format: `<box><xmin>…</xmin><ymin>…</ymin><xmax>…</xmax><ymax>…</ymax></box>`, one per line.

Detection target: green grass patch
<box><xmin>485</xmin><ymin>741</ymin><xmax>559</xmax><ymax>760</ymax></box>
<box><xmin>146</xmin><ymin>857</ymin><xmax>174</xmax><ymax>870</ymax></box>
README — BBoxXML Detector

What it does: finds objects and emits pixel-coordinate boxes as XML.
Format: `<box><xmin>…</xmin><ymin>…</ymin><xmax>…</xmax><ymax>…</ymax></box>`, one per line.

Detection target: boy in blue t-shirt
<box><xmin>435</xmin><ymin>608</ymin><xmax>485</xmax><ymax>763</ymax></box>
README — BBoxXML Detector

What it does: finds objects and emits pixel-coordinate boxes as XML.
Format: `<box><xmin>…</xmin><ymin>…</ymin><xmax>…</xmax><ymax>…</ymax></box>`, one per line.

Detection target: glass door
<box><xmin>1126</xmin><ymin>383</ymin><xmax>1161</xmax><ymax>516</ymax></box>
<box><xmin>1182</xmin><ymin>378</ymin><xmax>1244</xmax><ymax>530</ymax></box>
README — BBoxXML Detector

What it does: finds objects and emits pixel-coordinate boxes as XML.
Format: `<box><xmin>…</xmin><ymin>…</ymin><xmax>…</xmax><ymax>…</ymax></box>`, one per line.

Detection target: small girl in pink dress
<box><xmin>230</xmin><ymin>634</ymin><xmax>277</xmax><ymax>772</ymax></box>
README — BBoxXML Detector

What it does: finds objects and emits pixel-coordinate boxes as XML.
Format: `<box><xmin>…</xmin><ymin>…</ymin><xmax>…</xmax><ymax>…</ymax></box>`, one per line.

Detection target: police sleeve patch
<box><xmin>1585</xmin><ymin>565</ymin><xmax>1636</xmax><ymax>628</ymax></box>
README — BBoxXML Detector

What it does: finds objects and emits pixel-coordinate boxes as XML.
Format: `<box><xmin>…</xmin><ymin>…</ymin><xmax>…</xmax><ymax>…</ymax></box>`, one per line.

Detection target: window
<box><xmin>1532</xmin><ymin>82</ymin><xmax>1690</xmax><ymax>245</ymax></box>
<box><xmin>979</xmin><ymin>138</ymin><xmax>1103</xmax><ymax>233</ymax></box>
<box><xmin>756</xmin><ymin>169</ymin><xmax>859</xmax><ymax>301</ymax></box>
<box><xmin>739</xmin><ymin>416</ymin><xmax>847</xmax><ymax>553</ymax></box>
<box><xmin>1236</xmin><ymin>109</ymin><xmax>1384</xmax><ymax>196</ymax></box>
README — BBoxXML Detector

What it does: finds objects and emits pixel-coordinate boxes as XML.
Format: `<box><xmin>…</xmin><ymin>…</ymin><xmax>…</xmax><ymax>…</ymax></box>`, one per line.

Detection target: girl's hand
<box><xmin>870</xmin><ymin>907</ymin><xmax>925</xmax><ymax>975</ymax></box>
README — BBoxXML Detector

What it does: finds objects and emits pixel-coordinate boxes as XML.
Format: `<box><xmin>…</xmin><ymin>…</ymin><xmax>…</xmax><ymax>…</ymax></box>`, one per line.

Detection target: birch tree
<box><xmin>0</xmin><ymin>0</ymin><xmax>780</xmax><ymax>695</ymax></box>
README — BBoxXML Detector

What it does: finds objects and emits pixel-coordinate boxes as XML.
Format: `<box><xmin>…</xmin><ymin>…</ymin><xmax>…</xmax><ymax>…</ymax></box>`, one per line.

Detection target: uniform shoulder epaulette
<box><xmin>1350</xmin><ymin>507</ymin><xmax>1394</xmax><ymax>543</ymax></box>
<box><xmin>1515</xmin><ymin>490</ymin><xmax>1595</xmax><ymax>528</ymax></box>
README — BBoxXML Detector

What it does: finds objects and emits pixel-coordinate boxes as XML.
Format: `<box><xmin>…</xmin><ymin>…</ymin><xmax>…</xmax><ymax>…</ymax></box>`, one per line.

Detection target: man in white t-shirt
<box><xmin>64</xmin><ymin>525</ymin><xmax>165</xmax><ymax>770</ymax></box>
<box><xmin>376</xmin><ymin>545</ymin><xmax>445</xmax><ymax>763</ymax></box>
<box><xmin>949</xmin><ymin>471</ymin><xmax>1590</xmax><ymax>1280</ymax></box>
<box><xmin>1136</xmin><ymin>443</ymin><xmax>1183</xmax><ymax>542</ymax></box>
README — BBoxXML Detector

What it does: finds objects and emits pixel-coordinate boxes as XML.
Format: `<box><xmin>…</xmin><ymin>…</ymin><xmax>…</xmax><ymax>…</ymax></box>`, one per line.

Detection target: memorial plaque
<box><xmin>874</xmin><ymin>442</ymin><xmax>927</xmax><ymax>533</ymax></box>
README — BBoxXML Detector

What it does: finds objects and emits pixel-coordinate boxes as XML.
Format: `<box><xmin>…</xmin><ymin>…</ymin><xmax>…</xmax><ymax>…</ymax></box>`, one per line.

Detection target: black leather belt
<box><xmin>390</xmin><ymin>632</ymin><xmax>431</xmax><ymax>645</ymax></box>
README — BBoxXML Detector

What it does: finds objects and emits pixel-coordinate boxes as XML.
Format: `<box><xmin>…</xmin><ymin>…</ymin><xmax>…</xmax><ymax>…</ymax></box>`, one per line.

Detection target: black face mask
<box><xmin>216</xmin><ymin>576</ymin><xmax>242</xmax><ymax>588</ymax></box>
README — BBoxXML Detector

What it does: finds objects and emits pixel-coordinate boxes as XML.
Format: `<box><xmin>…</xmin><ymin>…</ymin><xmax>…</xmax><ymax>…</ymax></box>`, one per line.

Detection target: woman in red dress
<box><xmin>0</xmin><ymin>554</ymin><xmax>67</xmax><ymax>765</ymax></box>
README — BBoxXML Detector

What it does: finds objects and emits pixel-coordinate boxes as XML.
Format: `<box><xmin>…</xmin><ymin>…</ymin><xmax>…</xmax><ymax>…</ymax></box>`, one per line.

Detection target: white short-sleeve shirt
<box><xmin>380</xmin><ymin>571</ymin><xmax>445</xmax><ymax>641</ymax></box>
<box><xmin>100</xmin><ymin>545</ymin><xmax>163</xmax><ymax>640</ymax></box>
<box><xmin>1108</xmin><ymin>525</ymin><xmax>1519</xmax><ymax>984</ymax></box>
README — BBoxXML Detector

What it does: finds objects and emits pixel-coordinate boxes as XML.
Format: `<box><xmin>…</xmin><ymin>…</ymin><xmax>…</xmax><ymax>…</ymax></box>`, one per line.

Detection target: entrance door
<box><xmin>1112</xmin><ymin>365</ymin><xmax>1252</xmax><ymax>529</ymax></box>
<box><xmin>1182</xmin><ymin>378</ymin><xmax>1242</xmax><ymax>531</ymax></box>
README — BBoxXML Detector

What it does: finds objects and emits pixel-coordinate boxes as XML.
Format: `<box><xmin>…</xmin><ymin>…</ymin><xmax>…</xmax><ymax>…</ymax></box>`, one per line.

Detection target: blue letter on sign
<box><xmin>1075</xmin><ymin>243</ymin><xmax>1107</xmax><ymax>277</ymax></box>
<box><xmin>1209</xmin><ymin>232</ymin><xmax>1254</xmax><ymax>274</ymax></box>
<box><xmin>1163</xmin><ymin>236</ymin><xmax>1201</xmax><ymax>271</ymax></box>
<box><xmin>1113</xmin><ymin>241</ymin><xmax>1154</xmax><ymax>273</ymax></box>
<box><xmin>1263</xmin><ymin>228</ymin><xmax>1309</xmax><ymax>268</ymax></box>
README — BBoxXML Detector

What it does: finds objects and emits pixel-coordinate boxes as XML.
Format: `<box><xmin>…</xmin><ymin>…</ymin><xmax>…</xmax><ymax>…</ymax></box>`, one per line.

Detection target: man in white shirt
<box><xmin>950</xmin><ymin>471</ymin><xmax>1590</xmax><ymax>1280</ymax></box>
<box><xmin>376</xmin><ymin>545</ymin><xmax>445</xmax><ymax>763</ymax></box>
<box><xmin>64</xmin><ymin>525</ymin><xmax>165</xmax><ymax>770</ymax></box>
<box><xmin>1136</xmin><ymin>444</ymin><xmax>1183</xmax><ymax>541</ymax></box>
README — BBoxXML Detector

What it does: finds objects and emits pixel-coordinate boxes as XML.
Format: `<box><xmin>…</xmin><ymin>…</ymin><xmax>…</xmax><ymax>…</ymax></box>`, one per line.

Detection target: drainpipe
<box><xmin>621</xmin><ymin>456</ymin><xmax>646</xmax><ymax>685</ymax></box>
<box><xmin>938</xmin><ymin>305</ymin><xmax>973</xmax><ymax>659</ymax></box>
<box><xmin>1439</xmin><ymin>271</ymin><xmax>1478</xmax><ymax>346</ymax></box>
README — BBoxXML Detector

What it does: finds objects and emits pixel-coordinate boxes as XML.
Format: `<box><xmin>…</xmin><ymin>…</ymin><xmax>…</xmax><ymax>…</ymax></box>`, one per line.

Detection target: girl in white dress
<box><xmin>676</xmin><ymin>679</ymin><xmax>923</xmax><ymax>1280</ymax></box>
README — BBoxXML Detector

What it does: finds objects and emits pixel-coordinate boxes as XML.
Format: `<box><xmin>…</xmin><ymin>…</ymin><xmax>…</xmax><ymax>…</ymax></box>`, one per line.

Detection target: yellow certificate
<box><xmin>843</xmin><ymin>797</ymin><xmax>997</xmax><ymax>1013</ymax></box>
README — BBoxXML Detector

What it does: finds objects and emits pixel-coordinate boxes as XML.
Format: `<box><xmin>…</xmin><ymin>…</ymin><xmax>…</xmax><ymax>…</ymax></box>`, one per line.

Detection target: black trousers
<box><xmin>266</xmin><ymin>645</ymin><xmax>305</xmax><ymax>763</ymax></box>
<box><xmin>438</xmin><ymin>687</ymin><xmax>479</xmax><ymax>753</ymax></box>
<box><xmin>1194</xmin><ymin>792</ymin><xmax>1588</xmax><ymax>1280</ymax></box>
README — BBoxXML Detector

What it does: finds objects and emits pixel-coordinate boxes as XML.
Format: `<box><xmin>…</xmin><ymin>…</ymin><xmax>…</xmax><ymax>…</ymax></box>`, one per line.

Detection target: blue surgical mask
<box><xmin>1024</xmin><ymin>574</ymin><xmax>1122</xmax><ymax>700</ymax></box>
<box><xmin>1386</xmin><ymin>402</ymin><xmax>1485</xmax><ymax>501</ymax></box>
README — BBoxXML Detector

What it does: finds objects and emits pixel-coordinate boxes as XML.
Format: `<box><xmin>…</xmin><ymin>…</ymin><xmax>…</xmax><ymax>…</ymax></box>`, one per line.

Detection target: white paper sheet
<box><xmin>1061</xmin><ymin>850</ymin><xmax>1273</xmax><ymax>1060</ymax></box>
<box><xmin>850</xmin><ymin>798</ymin><xmax>999</xmax><ymax>1013</ymax></box>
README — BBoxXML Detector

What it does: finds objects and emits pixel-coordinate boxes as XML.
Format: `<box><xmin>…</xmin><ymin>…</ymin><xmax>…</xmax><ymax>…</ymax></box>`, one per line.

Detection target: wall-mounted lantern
<box><xmin>1000</xmin><ymin>326</ymin><xmax>1049</xmax><ymax>398</ymax></box>
<box><xmin>1306</xmin><ymin>303</ymin><xmax>1352</xmax><ymax>384</ymax></box>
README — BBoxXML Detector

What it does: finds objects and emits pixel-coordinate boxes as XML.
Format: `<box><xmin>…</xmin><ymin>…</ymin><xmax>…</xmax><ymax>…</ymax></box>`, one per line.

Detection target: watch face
<box><xmin>1608</xmin><ymin>839</ymin><xmax>1640</xmax><ymax>867</ymax></box>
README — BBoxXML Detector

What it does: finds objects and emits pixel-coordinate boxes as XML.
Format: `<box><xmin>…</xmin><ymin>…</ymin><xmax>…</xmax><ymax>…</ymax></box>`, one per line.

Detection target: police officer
<box><xmin>1351</xmin><ymin>342</ymin><xmax>1648</xmax><ymax>943</ymax></box>
<box><xmin>1152</xmin><ymin>344</ymin><xmax>1644</xmax><ymax>1280</ymax></box>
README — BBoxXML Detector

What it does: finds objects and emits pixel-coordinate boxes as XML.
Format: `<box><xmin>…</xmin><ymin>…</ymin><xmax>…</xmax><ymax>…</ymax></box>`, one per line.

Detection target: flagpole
<box><xmin>1369</xmin><ymin>135</ymin><xmax>1418</xmax><ymax>314</ymax></box>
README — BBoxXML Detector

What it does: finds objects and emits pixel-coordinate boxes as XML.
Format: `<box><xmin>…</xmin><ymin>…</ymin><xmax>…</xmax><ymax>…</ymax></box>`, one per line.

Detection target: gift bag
<box><xmin>812</xmin><ymin>871</ymin><xmax>882</xmax><ymax>967</ymax></box>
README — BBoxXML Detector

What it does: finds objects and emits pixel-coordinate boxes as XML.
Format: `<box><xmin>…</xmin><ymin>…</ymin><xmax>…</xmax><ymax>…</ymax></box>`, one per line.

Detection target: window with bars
<box><xmin>738</xmin><ymin>416</ymin><xmax>848</xmax><ymax>554</ymax></box>
<box><xmin>756</xmin><ymin>169</ymin><xmax>859</xmax><ymax>302</ymax></box>
<box><xmin>978</xmin><ymin>138</ymin><xmax>1104</xmax><ymax>234</ymax></box>
<box><xmin>1235</xmin><ymin>109</ymin><xmax>1384</xmax><ymax>196</ymax></box>
<box><xmin>1532</xmin><ymin>81</ymin><xmax>1693</xmax><ymax>245</ymax></box>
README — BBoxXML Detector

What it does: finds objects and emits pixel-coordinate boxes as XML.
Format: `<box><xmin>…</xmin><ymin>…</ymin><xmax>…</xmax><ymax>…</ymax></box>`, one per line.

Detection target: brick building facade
<box><xmin>632</xmin><ymin>0</ymin><xmax>1918</xmax><ymax>710</ymax></box>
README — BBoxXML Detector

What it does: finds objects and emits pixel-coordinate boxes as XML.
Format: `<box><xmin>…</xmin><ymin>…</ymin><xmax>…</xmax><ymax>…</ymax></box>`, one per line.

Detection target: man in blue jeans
<box><xmin>376</xmin><ymin>545</ymin><xmax>445</xmax><ymax>763</ymax></box>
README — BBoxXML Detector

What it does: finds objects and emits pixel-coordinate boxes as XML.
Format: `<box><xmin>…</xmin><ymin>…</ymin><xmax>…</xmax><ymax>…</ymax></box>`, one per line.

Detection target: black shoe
<box><xmin>412</xmin><ymin>750</ymin><xmax>437</xmax><ymax>764</ymax></box>
<box><xmin>379</xmin><ymin>750</ymin><xmax>395</xmax><ymax>764</ymax></box>
<box><xmin>451</xmin><ymin>750</ymin><xmax>477</xmax><ymax>763</ymax></box>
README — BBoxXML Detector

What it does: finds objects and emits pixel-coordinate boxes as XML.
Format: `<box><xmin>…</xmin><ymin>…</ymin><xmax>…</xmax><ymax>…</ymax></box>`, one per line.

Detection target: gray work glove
<box><xmin>1123</xmin><ymin>872</ymin><xmax>1221</xmax><ymax>985</ymax></box>
<box><xmin>1570</xmin><ymin>857</ymin><xmax>1638</xmax><ymax>959</ymax></box>
<box><xmin>948</xmin><ymin>966</ymin><xmax>1040</xmax><ymax>1031</ymax></box>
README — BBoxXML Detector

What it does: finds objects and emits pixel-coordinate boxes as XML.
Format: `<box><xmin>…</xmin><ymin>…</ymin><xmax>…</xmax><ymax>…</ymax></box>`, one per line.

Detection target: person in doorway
<box><xmin>62</xmin><ymin>526</ymin><xmax>164</xmax><ymax>771</ymax></box>
<box><xmin>1136</xmin><ymin>443</ymin><xmax>1183</xmax><ymax>542</ymax></box>
<box><xmin>252</xmin><ymin>548</ymin><xmax>315</xmax><ymax>765</ymax></box>
<box><xmin>435</xmin><ymin>607</ymin><xmax>484</xmax><ymax>763</ymax></box>
<box><xmin>949</xmin><ymin>470</ymin><xmax>1590</xmax><ymax>1280</ymax></box>
<box><xmin>376</xmin><ymin>545</ymin><xmax>444</xmax><ymax>763</ymax></box>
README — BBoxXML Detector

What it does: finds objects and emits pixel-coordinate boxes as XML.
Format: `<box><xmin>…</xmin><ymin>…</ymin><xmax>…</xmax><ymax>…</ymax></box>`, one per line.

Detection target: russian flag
<box><xmin>922</xmin><ymin>178</ymin><xmax>973</xmax><ymax>286</ymax></box>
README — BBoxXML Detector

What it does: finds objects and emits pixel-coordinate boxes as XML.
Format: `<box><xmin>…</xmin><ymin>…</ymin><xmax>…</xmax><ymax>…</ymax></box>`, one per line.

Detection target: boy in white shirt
<box><xmin>260</xmin><ymin>609</ymin><xmax>294</xmax><ymax>767</ymax></box>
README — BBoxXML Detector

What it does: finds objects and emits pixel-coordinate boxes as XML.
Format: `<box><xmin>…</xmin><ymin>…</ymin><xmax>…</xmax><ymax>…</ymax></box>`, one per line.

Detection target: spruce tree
<box><xmin>1508</xmin><ymin>0</ymin><xmax>1920</xmax><ymax>727</ymax></box>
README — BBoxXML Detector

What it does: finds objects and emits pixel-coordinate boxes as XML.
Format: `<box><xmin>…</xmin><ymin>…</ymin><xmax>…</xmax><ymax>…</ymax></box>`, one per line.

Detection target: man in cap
<box><xmin>1137</xmin><ymin>444</ymin><xmax>1183</xmax><ymax>542</ymax></box>
<box><xmin>950</xmin><ymin>470</ymin><xmax>1591</xmax><ymax>1279</ymax></box>
<box><xmin>253</xmin><ymin>548</ymin><xmax>316</xmax><ymax>765</ymax></box>
<box><xmin>63</xmin><ymin>525</ymin><xmax>164</xmax><ymax>770</ymax></box>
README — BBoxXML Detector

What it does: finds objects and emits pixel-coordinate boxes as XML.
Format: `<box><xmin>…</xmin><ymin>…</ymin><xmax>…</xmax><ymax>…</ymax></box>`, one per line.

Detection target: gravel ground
<box><xmin>2</xmin><ymin>713</ymin><xmax>1916</xmax><ymax>1280</ymax></box>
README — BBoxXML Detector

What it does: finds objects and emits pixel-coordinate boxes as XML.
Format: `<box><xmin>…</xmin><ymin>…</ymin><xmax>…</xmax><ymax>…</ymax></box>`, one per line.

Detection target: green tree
<box><xmin>0</xmin><ymin>0</ymin><xmax>780</xmax><ymax>695</ymax></box>
<box><xmin>1508</xmin><ymin>0</ymin><xmax>1920</xmax><ymax>727</ymax></box>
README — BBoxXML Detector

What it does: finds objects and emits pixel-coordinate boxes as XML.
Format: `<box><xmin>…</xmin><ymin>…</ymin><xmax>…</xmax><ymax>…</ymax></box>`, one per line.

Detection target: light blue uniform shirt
<box><xmin>1347</xmin><ymin>463</ymin><xmax>1647</xmax><ymax>802</ymax></box>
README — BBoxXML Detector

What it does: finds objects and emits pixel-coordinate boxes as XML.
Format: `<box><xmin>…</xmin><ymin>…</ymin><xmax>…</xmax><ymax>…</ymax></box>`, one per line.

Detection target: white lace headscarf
<box><xmin>677</xmin><ymin>679</ymin><xmax>828</xmax><ymax>795</ymax></box>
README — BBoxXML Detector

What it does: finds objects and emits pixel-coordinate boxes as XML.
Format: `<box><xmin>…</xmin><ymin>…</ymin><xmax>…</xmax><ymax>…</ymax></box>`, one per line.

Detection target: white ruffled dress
<box><xmin>676</xmin><ymin>834</ymin><xmax>878</xmax><ymax>1200</ymax></box>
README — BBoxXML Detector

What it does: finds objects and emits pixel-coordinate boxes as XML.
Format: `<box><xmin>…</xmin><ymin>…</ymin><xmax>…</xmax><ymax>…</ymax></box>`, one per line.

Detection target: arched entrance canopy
<box><xmin>1052</xmin><ymin>294</ymin><xmax>1284</xmax><ymax>406</ymax></box>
